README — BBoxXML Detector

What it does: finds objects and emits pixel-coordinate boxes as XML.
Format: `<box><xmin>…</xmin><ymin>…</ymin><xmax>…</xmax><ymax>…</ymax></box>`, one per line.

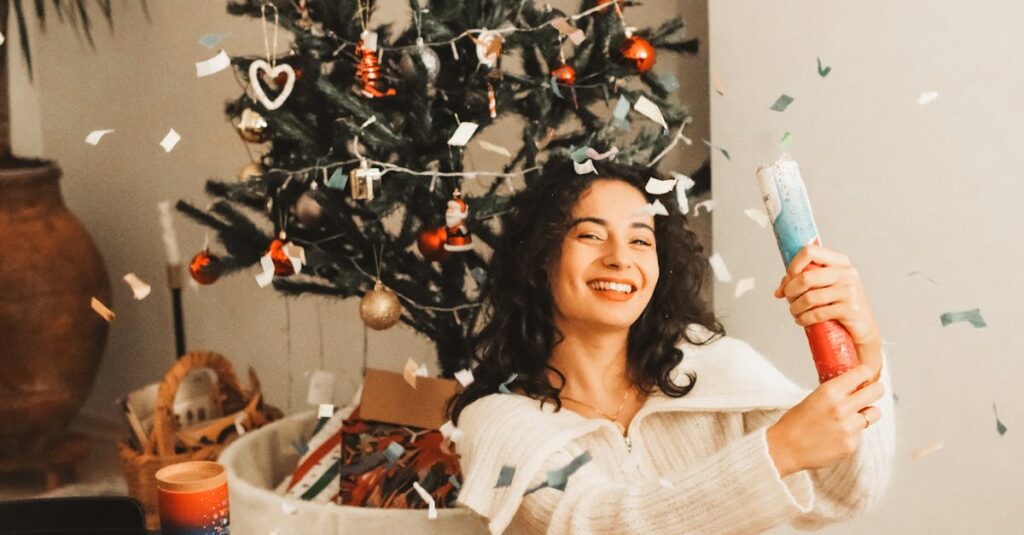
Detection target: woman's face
<box><xmin>548</xmin><ymin>179</ymin><xmax>660</xmax><ymax>333</ymax></box>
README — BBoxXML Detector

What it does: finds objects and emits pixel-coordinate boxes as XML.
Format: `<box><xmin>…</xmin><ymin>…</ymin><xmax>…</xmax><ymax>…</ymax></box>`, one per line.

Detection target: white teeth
<box><xmin>588</xmin><ymin>280</ymin><xmax>634</xmax><ymax>294</ymax></box>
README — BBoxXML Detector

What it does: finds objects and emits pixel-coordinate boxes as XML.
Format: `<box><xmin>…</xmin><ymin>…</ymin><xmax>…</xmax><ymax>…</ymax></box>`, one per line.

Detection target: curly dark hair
<box><xmin>446</xmin><ymin>158</ymin><xmax>724</xmax><ymax>425</ymax></box>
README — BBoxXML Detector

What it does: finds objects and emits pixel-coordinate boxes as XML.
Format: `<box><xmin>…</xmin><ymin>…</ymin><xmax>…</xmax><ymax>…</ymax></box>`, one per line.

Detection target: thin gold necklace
<box><xmin>561</xmin><ymin>388</ymin><xmax>632</xmax><ymax>435</ymax></box>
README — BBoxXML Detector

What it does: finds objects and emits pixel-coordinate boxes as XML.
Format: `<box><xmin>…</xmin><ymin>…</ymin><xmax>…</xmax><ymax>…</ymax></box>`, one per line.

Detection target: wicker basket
<box><xmin>117</xmin><ymin>350</ymin><xmax>281</xmax><ymax>529</ymax></box>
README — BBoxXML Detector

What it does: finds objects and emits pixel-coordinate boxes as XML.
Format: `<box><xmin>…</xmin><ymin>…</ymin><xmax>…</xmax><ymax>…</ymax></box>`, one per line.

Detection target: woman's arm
<box><xmin>506</xmin><ymin>426</ymin><xmax>816</xmax><ymax>535</ymax></box>
<box><xmin>745</xmin><ymin>353</ymin><xmax>897</xmax><ymax>530</ymax></box>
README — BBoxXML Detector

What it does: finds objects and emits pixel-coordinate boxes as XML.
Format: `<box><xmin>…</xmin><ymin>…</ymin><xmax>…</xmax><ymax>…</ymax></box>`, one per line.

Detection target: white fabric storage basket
<box><xmin>219</xmin><ymin>410</ymin><xmax>488</xmax><ymax>534</ymax></box>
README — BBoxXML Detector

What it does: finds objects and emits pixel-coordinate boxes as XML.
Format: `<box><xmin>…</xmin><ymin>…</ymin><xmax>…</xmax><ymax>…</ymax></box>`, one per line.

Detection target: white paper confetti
<box><xmin>658</xmin><ymin>478</ymin><xmax>675</xmax><ymax>489</ymax></box>
<box><xmin>411</xmin><ymin>481</ymin><xmax>438</xmax><ymax>520</ymax></box>
<box><xmin>911</xmin><ymin>440</ymin><xmax>944</xmax><ymax>460</ymax></box>
<box><xmin>708</xmin><ymin>252</ymin><xmax>732</xmax><ymax>283</ymax></box>
<box><xmin>439</xmin><ymin>420</ymin><xmax>464</xmax><ymax>443</ymax></box>
<box><xmin>90</xmin><ymin>297</ymin><xmax>115</xmax><ymax>322</ymax></box>
<box><xmin>234</xmin><ymin>412</ymin><xmax>247</xmax><ymax>436</ymax></box>
<box><xmin>122</xmin><ymin>273</ymin><xmax>151</xmax><ymax>300</ymax></box>
<box><xmin>478</xmin><ymin>140</ymin><xmax>511</xmax><ymax>157</ymax></box>
<box><xmin>693</xmin><ymin>199</ymin><xmax>716</xmax><ymax>216</ymax></box>
<box><xmin>744</xmin><ymin>207</ymin><xmax>769</xmax><ymax>228</ymax></box>
<box><xmin>416</xmin><ymin>362</ymin><xmax>429</xmax><ymax>377</ymax></box>
<box><xmin>195</xmin><ymin>50</ymin><xmax>231</xmax><ymax>78</ymax></box>
<box><xmin>447</xmin><ymin>122</ymin><xmax>479</xmax><ymax>146</ymax></box>
<box><xmin>633</xmin><ymin>95</ymin><xmax>668</xmax><ymax>131</ymax></box>
<box><xmin>917</xmin><ymin>91</ymin><xmax>938</xmax><ymax>105</ymax></box>
<box><xmin>573</xmin><ymin>159</ymin><xmax>597</xmax><ymax>175</ymax></box>
<box><xmin>644</xmin><ymin>177</ymin><xmax>677</xmax><ymax>195</ymax></box>
<box><xmin>157</xmin><ymin>201</ymin><xmax>181</xmax><ymax>265</ymax></box>
<box><xmin>307</xmin><ymin>370</ymin><xmax>336</xmax><ymax>406</ymax></box>
<box><xmin>160</xmin><ymin>129</ymin><xmax>181</xmax><ymax>152</ymax></box>
<box><xmin>635</xmin><ymin>199</ymin><xmax>668</xmax><ymax>217</ymax></box>
<box><xmin>454</xmin><ymin>368</ymin><xmax>475</xmax><ymax>387</ymax></box>
<box><xmin>283</xmin><ymin>243</ymin><xmax>304</xmax><ymax>274</ymax></box>
<box><xmin>734</xmin><ymin>277</ymin><xmax>755</xmax><ymax>298</ymax></box>
<box><xmin>317</xmin><ymin>403</ymin><xmax>335</xmax><ymax>419</ymax></box>
<box><xmin>281</xmin><ymin>501</ymin><xmax>298</xmax><ymax>515</ymax></box>
<box><xmin>255</xmin><ymin>254</ymin><xmax>275</xmax><ymax>287</ymax></box>
<box><xmin>404</xmin><ymin>358</ymin><xmax>420</xmax><ymax>389</ymax></box>
<box><xmin>360</xmin><ymin>30</ymin><xmax>378</xmax><ymax>52</ymax></box>
<box><xmin>84</xmin><ymin>129</ymin><xmax>114</xmax><ymax>145</ymax></box>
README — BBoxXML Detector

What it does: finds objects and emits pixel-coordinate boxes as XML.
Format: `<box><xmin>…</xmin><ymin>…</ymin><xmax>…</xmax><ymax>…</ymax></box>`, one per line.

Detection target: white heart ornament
<box><xmin>249</xmin><ymin>60</ymin><xmax>295</xmax><ymax>111</ymax></box>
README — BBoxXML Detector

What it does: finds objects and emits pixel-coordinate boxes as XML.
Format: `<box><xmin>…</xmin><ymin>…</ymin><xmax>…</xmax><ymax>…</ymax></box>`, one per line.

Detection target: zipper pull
<box><xmin>624</xmin><ymin>435</ymin><xmax>632</xmax><ymax>453</ymax></box>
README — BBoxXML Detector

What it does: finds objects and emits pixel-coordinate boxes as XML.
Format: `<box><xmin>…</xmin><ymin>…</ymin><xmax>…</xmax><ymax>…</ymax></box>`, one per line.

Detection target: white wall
<box><xmin>7</xmin><ymin>0</ymin><xmax>710</xmax><ymax>422</ymax></box>
<box><xmin>709</xmin><ymin>1</ymin><xmax>1024</xmax><ymax>532</ymax></box>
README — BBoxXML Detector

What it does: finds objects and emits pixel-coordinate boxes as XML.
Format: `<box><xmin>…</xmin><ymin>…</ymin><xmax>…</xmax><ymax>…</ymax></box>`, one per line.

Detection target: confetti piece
<box><xmin>292</xmin><ymin>438</ymin><xmax>309</xmax><ymax>456</ymax></box>
<box><xmin>573</xmin><ymin>159</ymin><xmax>597</xmax><ymax>175</ymax></box>
<box><xmin>526</xmin><ymin>451</ymin><xmax>593</xmax><ymax>495</ymax></box>
<box><xmin>450</xmin><ymin>41</ymin><xmax>459</xmax><ymax>60</ymax></box>
<box><xmin>657</xmin><ymin>73</ymin><xmax>679</xmax><ymax>92</ymax></box>
<box><xmin>440</xmin><ymin>420</ymin><xmax>464</xmax><ymax>442</ymax></box>
<box><xmin>613</xmin><ymin>95</ymin><xmax>631</xmax><ymax>120</ymax></box>
<box><xmin>360</xmin><ymin>116</ymin><xmax>377</xmax><ymax>129</ymax></box>
<box><xmin>585</xmin><ymin>146</ymin><xmax>619</xmax><ymax>161</ymax></box>
<box><xmin>284</xmin><ymin>243</ymin><xmax>304</xmax><ymax>274</ymax></box>
<box><xmin>234</xmin><ymin>412</ymin><xmax>247</xmax><ymax>436</ymax></box>
<box><xmin>550</xmin><ymin>17</ymin><xmax>586</xmax><ymax>45</ymax></box>
<box><xmin>495</xmin><ymin>465</ymin><xmax>515</xmax><ymax>488</ymax></box>
<box><xmin>198</xmin><ymin>33</ymin><xmax>227</xmax><ymax>49</ymax></box>
<box><xmin>770</xmin><ymin>94</ymin><xmax>794</xmax><ymax>112</ymax></box>
<box><xmin>416</xmin><ymin>362</ymin><xmax>429</xmax><ymax>377</ymax></box>
<box><xmin>780</xmin><ymin>131</ymin><xmax>792</xmax><ymax>150</ymax></box>
<box><xmin>385</xmin><ymin>442</ymin><xmax>406</xmax><ymax>466</ymax></box>
<box><xmin>411</xmin><ymin>481</ymin><xmax>438</xmax><ymax>519</ymax></box>
<box><xmin>90</xmin><ymin>297</ymin><xmax>115</xmax><ymax>322</ymax></box>
<box><xmin>734</xmin><ymin>277</ymin><xmax>755</xmax><ymax>298</ymax></box>
<box><xmin>918</xmin><ymin>91</ymin><xmax>938</xmax><ymax>105</ymax></box>
<box><xmin>671</xmin><ymin>172</ymin><xmax>696</xmax><ymax>214</ymax></box>
<box><xmin>447</xmin><ymin>122</ymin><xmax>479</xmax><ymax>146</ymax></box>
<box><xmin>701</xmin><ymin>139</ymin><xmax>731</xmax><ymax>160</ymax></box>
<box><xmin>478</xmin><ymin>139</ymin><xmax>511</xmax><ymax>157</ymax></box>
<box><xmin>157</xmin><ymin>200</ymin><xmax>181</xmax><ymax>265</ymax></box>
<box><xmin>744</xmin><ymin>207</ymin><xmax>769</xmax><ymax>228</ymax></box>
<box><xmin>360</xmin><ymin>30</ymin><xmax>378</xmax><ymax>52</ymax></box>
<box><xmin>816</xmin><ymin>57</ymin><xmax>831</xmax><ymax>77</ymax></box>
<box><xmin>693</xmin><ymin>199</ymin><xmax>716</xmax><ymax>216</ymax></box>
<box><xmin>160</xmin><ymin>129</ymin><xmax>181</xmax><ymax>152</ymax></box>
<box><xmin>994</xmin><ymin>404</ymin><xmax>1008</xmax><ymax>436</ymax></box>
<box><xmin>122</xmin><ymin>273</ymin><xmax>151</xmax><ymax>300</ymax></box>
<box><xmin>708</xmin><ymin>252</ymin><xmax>732</xmax><ymax>283</ymax></box>
<box><xmin>195</xmin><ymin>50</ymin><xmax>230</xmax><ymax>78</ymax></box>
<box><xmin>645</xmin><ymin>177</ymin><xmax>677</xmax><ymax>195</ymax></box>
<box><xmin>906</xmin><ymin>271</ymin><xmax>939</xmax><ymax>285</ymax></box>
<box><xmin>404</xmin><ymin>358</ymin><xmax>420</xmax><ymax>389</ymax></box>
<box><xmin>449</xmin><ymin>474</ymin><xmax>461</xmax><ymax>490</ymax></box>
<box><xmin>712</xmin><ymin>73</ymin><xmax>724</xmax><ymax>95</ymax></box>
<box><xmin>307</xmin><ymin>370</ymin><xmax>336</xmax><ymax>406</ymax></box>
<box><xmin>939</xmin><ymin>308</ymin><xmax>986</xmax><ymax>328</ymax></box>
<box><xmin>255</xmin><ymin>254</ymin><xmax>275</xmax><ymax>287</ymax></box>
<box><xmin>549</xmin><ymin>75</ymin><xmax>564</xmax><ymax>99</ymax></box>
<box><xmin>658</xmin><ymin>478</ymin><xmax>674</xmax><ymax>489</ymax></box>
<box><xmin>910</xmin><ymin>440</ymin><xmax>944</xmax><ymax>460</ymax></box>
<box><xmin>327</xmin><ymin>168</ymin><xmax>348</xmax><ymax>190</ymax></box>
<box><xmin>470</xmin><ymin>267</ymin><xmax>486</xmax><ymax>286</ymax></box>
<box><xmin>498</xmin><ymin>373</ymin><xmax>518</xmax><ymax>394</ymax></box>
<box><xmin>633</xmin><ymin>95</ymin><xmax>668</xmax><ymax>131</ymax></box>
<box><xmin>635</xmin><ymin>200</ymin><xmax>668</xmax><ymax>217</ymax></box>
<box><xmin>454</xmin><ymin>368</ymin><xmax>475</xmax><ymax>387</ymax></box>
<box><xmin>281</xmin><ymin>501</ymin><xmax>298</xmax><ymax>515</ymax></box>
<box><xmin>569</xmin><ymin>145</ymin><xmax>590</xmax><ymax>163</ymax></box>
<box><xmin>84</xmin><ymin>129</ymin><xmax>114</xmax><ymax>145</ymax></box>
<box><xmin>317</xmin><ymin>403</ymin><xmax>334</xmax><ymax>418</ymax></box>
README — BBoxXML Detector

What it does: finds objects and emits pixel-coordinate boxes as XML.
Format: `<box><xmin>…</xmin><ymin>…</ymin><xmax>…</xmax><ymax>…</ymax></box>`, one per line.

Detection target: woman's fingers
<box><xmin>787</xmin><ymin>244</ymin><xmax>852</xmax><ymax>278</ymax></box>
<box><xmin>847</xmin><ymin>405</ymin><xmax>882</xmax><ymax>433</ymax></box>
<box><xmin>775</xmin><ymin>266</ymin><xmax>855</xmax><ymax>303</ymax></box>
<box><xmin>788</xmin><ymin>282</ymin><xmax>852</xmax><ymax>317</ymax></box>
<box><xmin>846</xmin><ymin>378</ymin><xmax>885</xmax><ymax>410</ymax></box>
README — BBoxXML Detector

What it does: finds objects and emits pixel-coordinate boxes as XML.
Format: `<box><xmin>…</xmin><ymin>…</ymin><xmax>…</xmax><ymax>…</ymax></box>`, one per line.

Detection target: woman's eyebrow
<box><xmin>569</xmin><ymin>217</ymin><xmax>655</xmax><ymax>233</ymax></box>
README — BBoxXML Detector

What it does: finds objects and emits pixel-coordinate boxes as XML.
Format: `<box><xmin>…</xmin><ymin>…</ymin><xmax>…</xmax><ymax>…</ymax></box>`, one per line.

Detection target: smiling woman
<box><xmin>445</xmin><ymin>158</ymin><xmax>895</xmax><ymax>535</ymax></box>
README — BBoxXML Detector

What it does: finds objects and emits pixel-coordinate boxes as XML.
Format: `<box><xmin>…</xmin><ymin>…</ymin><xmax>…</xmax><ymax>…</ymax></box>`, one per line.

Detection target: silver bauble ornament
<box><xmin>399</xmin><ymin>37</ymin><xmax>441</xmax><ymax>83</ymax></box>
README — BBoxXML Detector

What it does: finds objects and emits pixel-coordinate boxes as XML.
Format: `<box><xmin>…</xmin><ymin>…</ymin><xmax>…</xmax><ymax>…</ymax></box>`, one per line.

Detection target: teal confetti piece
<box><xmin>470</xmin><ymin>267</ymin><xmax>486</xmax><ymax>286</ymax></box>
<box><xmin>292</xmin><ymin>439</ymin><xmax>309</xmax><ymax>456</ymax></box>
<box><xmin>817</xmin><ymin>57</ymin><xmax>832</xmax><ymax>77</ymax></box>
<box><xmin>780</xmin><ymin>131</ymin><xmax>792</xmax><ymax>149</ymax></box>
<box><xmin>657</xmin><ymin>73</ymin><xmax>680</xmax><ymax>92</ymax></box>
<box><xmin>906</xmin><ymin>271</ymin><xmax>940</xmax><ymax>285</ymax></box>
<box><xmin>327</xmin><ymin>168</ymin><xmax>348</xmax><ymax>190</ymax></box>
<box><xmin>546</xmin><ymin>451</ymin><xmax>591</xmax><ymax>491</ymax></box>
<box><xmin>569</xmin><ymin>145</ymin><xmax>590</xmax><ymax>163</ymax></box>
<box><xmin>612</xmin><ymin>117</ymin><xmax>630</xmax><ymax>130</ymax></box>
<box><xmin>613</xmin><ymin>95</ymin><xmax>630</xmax><ymax>119</ymax></box>
<box><xmin>702</xmin><ymin>139</ymin><xmax>731</xmax><ymax>161</ymax></box>
<box><xmin>498</xmin><ymin>373</ymin><xmax>518</xmax><ymax>394</ymax></box>
<box><xmin>384</xmin><ymin>442</ymin><xmax>405</xmax><ymax>466</ymax></box>
<box><xmin>770</xmin><ymin>94</ymin><xmax>794</xmax><ymax>112</ymax></box>
<box><xmin>939</xmin><ymin>308</ymin><xmax>986</xmax><ymax>328</ymax></box>
<box><xmin>550</xmin><ymin>75</ymin><xmax>564</xmax><ymax>99</ymax></box>
<box><xmin>449</xmin><ymin>474</ymin><xmax>461</xmax><ymax>490</ymax></box>
<box><xmin>199</xmin><ymin>33</ymin><xmax>227</xmax><ymax>49</ymax></box>
<box><xmin>495</xmin><ymin>465</ymin><xmax>515</xmax><ymax>488</ymax></box>
<box><xmin>991</xmin><ymin>403</ymin><xmax>1007</xmax><ymax>432</ymax></box>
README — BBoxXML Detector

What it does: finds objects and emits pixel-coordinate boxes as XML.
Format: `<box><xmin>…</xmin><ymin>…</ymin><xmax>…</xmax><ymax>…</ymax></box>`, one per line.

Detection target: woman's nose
<box><xmin>601</xmin><ymin>240</ymin><xmax>632</xmax><ymax>269</ymax></box>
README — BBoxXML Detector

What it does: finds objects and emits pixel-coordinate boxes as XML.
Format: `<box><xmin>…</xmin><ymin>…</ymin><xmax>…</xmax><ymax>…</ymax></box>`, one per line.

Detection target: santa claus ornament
<box><xmin>444</xmin><ymin>188</ymin><xmax>473</xmax><ymax>252</ymax></box>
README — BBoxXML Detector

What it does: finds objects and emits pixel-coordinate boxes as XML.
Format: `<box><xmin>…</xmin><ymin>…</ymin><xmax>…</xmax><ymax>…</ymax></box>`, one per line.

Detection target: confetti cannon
<box><xmin>756</xmin><ymin>156</ymin><xmax>860</xmax><ymax>383</ymax></box>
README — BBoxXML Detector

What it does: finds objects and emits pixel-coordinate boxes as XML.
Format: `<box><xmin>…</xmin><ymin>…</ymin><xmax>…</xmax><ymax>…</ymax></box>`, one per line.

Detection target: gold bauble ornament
<box><xmin>360</xmin><ymin>280</ymin><xmax>402</xmax><ymax>330</ymax></box>
<box><xmin>238</xmin><ymin>162</ymin><xmax>263</xmax><ymax>182</ymax></box>
<box><xmin>237</xmin><ymin>108</ymin><xmax>268</xmax><ymax>143</ymax></box>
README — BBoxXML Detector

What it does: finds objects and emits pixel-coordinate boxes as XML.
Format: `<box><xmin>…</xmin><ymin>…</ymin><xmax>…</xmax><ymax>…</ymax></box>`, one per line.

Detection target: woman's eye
<box><xmin>579</xmin><ymin>233</ymin><xmax>601</xmax><ymax>240</ymax></box>
<box><xmin>632</xmin><ymin>239</ymin><xmax>653</xmax><ymax>246</ymax></box>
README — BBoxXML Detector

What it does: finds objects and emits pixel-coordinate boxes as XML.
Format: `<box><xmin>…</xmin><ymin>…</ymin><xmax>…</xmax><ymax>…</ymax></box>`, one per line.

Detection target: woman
<box><xmin>446</xmin><ymin>159</ymin><xmax>895</xmax><ymax>534</ymax></box>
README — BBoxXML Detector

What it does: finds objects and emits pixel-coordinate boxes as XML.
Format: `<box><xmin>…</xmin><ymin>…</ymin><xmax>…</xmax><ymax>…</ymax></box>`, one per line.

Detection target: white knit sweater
<box><xmin>454</xmin><ymin>334</ymin><xmax>896</xmax><ymax>534</ymax></box>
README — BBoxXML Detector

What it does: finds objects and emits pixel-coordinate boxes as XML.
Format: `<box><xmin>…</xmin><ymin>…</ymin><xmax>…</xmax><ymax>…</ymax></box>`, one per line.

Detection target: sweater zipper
<box><xmin>624</xmin><ymin>434</ymin><xmax>632</xmax><ymax>453</ymax></box>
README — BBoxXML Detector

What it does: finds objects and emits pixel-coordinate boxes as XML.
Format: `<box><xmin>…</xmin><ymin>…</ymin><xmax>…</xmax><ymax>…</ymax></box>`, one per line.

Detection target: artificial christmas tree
<box><xmin>177</xmin><ymin>0</ymin><xmax>705</xmax><ymax>377</ymax></box>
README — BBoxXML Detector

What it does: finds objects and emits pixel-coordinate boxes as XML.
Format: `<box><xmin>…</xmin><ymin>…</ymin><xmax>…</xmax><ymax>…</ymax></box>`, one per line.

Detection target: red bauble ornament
<box><xmin>619</xmin><ymin>35</ymin><xmax>656</xmax><ymax>73</ymax></box>
<box><xmin>551</xmin><ymin>64</ymin><xmax>576</xmax><ymax>86</ymax></box>
<box><xmin>266</xmin><ymin>239</ymin><xmax>295</xmax><ymax>276</ymax></box>
<box><xmin>189</xmin><ymin>250</ymin><xmax>222</xmax><ymax>285</ymax></box>
<box><xmin>356</xmin><ymin>40</ymin><xmax>396</xmax><ymax>98</ymax></box>
<box><xmin>417</xmin><ymin>226</ymin><xmax>451</xmax><ymax>262</ymax></box>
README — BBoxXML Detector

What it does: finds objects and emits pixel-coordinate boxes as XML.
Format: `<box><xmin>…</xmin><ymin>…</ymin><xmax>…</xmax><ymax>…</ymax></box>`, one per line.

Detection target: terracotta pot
<box><xmin>0</xmin><ymin>161</ymin><xmax>111</xmax><ymax>455</ymax></box>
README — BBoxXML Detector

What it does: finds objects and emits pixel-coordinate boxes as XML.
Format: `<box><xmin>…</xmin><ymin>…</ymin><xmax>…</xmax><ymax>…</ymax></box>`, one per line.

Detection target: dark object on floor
<box><xmin>0</xmin><ymin>496</ymin><xmax>146</xmax><ymax>534</ymax></box>
<box><xmin>0</xmin><ymin>433</ymin><xmax>90</xmax><ymax>490</ymax></box>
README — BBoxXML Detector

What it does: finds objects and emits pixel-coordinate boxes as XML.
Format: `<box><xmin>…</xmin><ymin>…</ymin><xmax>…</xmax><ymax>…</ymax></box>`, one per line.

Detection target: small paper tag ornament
<box><xmin>350</xmin><ymin>162</ymin><xmax>382</xmax><ymax>201</ymax></box>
